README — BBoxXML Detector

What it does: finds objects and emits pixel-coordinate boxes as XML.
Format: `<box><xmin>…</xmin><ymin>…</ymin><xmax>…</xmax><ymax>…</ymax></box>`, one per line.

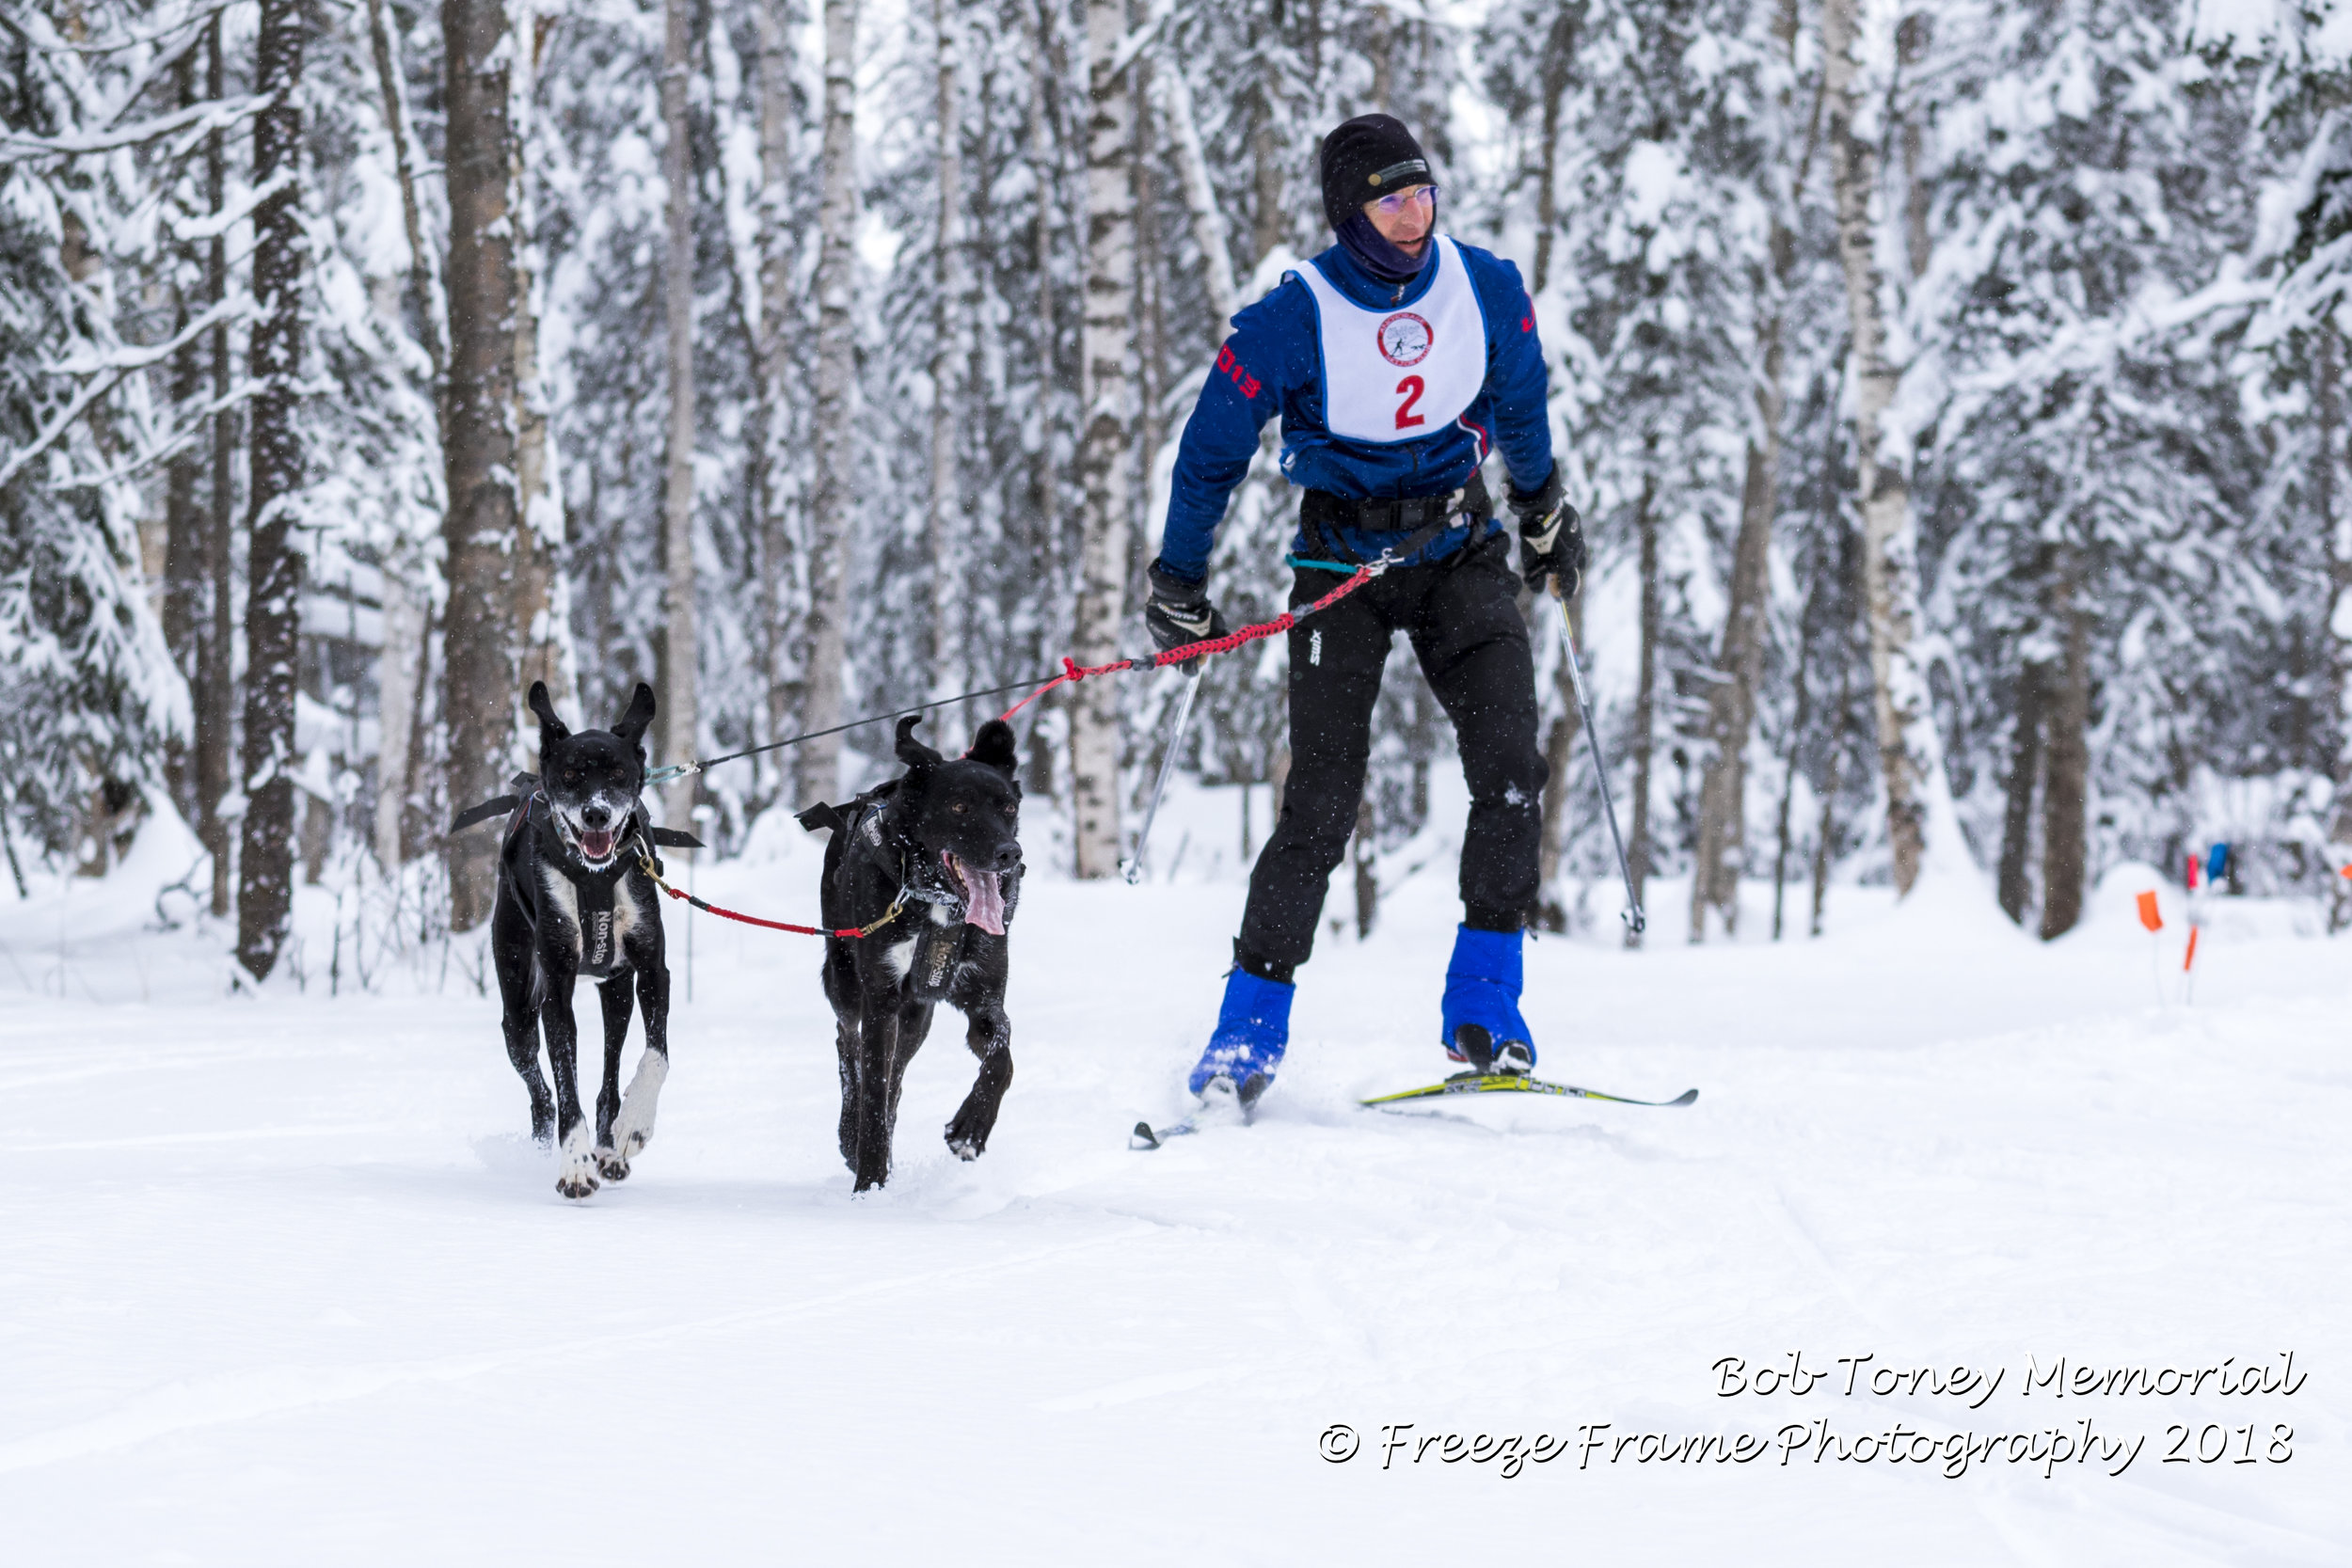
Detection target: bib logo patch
<box><xmin>584</xmin><ymin>910</ymin><xmax>612</xmax><ymax>972</ymax></box>
<box><xmin>1377</xmin><ymin>311</ymin><xmax>1433</xmax><ymax>367</ymax></box>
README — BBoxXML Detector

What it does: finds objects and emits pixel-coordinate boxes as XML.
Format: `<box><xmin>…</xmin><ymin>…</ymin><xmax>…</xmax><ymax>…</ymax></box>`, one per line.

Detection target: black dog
<box><xmin>798</xmin><ymin>716</ymin><xmax>1024</xmax><ymax>1192</ymax></box>
<box><xmin>465</xmin><ymin>681</ymin><xmax>694</xmax><ymax>1199</ymax></box>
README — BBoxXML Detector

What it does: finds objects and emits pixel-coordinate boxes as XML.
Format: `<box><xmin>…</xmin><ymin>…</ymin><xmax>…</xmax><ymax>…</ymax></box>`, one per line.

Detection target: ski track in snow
<box><xmin>0</xmin><ymin>798</ymin><xmax>2345</xmax><ymax>1564</ymax></box>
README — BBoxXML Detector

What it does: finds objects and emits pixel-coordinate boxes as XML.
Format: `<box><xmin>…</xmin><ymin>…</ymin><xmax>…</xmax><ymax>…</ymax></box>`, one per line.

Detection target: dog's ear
<box><xmin>612</xmin><ymin>682</ymin><xmax>657</xmax><ymax>748</ymax></box>
<box><xmin>965</xmin><ymin>719</ymin><xmax>1019</xmax><ymax>778</ymax></box>
<box><xmin>895</xmin><ymin>714</ymin><xmax>943</xmax><ymax>770</ymax></box>
<box><xmin>528</xmin><ymin>681</ymin><xmax>568</xmax><ymax>742</ymax></box>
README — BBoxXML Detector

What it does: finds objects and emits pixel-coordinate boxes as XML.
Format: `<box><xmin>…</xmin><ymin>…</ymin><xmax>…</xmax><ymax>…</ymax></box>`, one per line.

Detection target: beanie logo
<box><xmin>1376</xmin><ymin>311</ymin><xmax>1433</xmax><ymax>368</ymax></box>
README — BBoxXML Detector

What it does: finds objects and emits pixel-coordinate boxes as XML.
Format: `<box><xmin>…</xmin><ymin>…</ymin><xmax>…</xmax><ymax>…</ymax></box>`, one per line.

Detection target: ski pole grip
<box><xmin>1549</xmin><ymin>577</ymin><xmax>1577</xmax><ymax>641</ymax></box>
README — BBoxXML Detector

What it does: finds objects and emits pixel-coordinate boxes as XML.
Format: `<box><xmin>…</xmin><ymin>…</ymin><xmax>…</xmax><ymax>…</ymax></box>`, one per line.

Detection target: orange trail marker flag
<box><xmin>2136</xmin><ymin>889</ymin><xmax>2168</xmax><ymax>1006</ymax></box>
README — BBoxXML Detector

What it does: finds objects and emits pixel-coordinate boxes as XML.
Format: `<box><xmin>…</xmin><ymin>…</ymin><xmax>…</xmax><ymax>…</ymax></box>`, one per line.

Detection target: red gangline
<box><xmin>648</xmin><ymin>878</ymin><xmax>856</xmax><ymax>938</ymax></box>
<box><xmin>993</xmin><ymin>564</ymin><xmax>1377</xmax><ymax>723</ymax></box>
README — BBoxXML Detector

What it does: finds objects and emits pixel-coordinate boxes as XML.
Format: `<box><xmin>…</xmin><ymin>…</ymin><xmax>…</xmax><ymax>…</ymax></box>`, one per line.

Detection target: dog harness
<box><xmin>799</xmin><ymin>787</ymin><xmax>963</xmax><ymax>910</ymax></box>
<box><xmin>562</xmin><ymin>838</ymin><xmax>629</xmax><ymax>981</ymax></box>
<box><xmin>612</xmin><ymin>790</ymin><xmax>914</xmax><ymax>942</ymax></box>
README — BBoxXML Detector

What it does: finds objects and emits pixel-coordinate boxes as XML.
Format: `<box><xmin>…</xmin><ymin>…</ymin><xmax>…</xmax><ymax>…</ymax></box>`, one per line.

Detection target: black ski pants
<box><xmin>1237</xmin><ymin>528</ymin><xmax>1546</xmax><ymax>977</ymax></box>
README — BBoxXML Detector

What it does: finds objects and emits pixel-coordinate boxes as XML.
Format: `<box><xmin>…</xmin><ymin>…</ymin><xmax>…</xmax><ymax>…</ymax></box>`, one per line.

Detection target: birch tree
<box><xmin>929</xmin><ymin>0</ymin><xmax>965</xmax><ymax>692</ymax></box>
<box><xmin>514</xmin><ymin>2</ymin><xmax>573</xmax><ymax>740</ymax></box>
<box><xmin>1071</xmin><ymin>0</ymin><xmax>1137</xmax><ymax>879</ymax></box>
<box><xmin>753</xmin><ymin>0</ymin><xmax>803</xmax><ymax>797</ymax></box>
<box><xmin>364</xmin><ymin>0</ymin><xmax>441</xmax><ymax>875</ymax></box>
<box><xmin>660</xmin><ymin>0</ymin><xmax>699</xmax><ymax>820</ymax></box>
<box><xmin>1021</xmin><ymin>0</ymin><xmax>1070</xmax><ymax>720</ymax></box>
<box><xmin>800</xmin><ymin>0</ymin><xmax>858</xmax><ymax>807</ymax></box>
<box><xmin>1821</xmin><ymin>0</ymin><xmax>1934</xmax><ymax>895</ymax></box>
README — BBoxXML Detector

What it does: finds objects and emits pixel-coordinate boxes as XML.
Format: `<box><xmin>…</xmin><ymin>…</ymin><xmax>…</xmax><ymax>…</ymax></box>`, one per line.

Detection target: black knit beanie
<box><xmin>1319</xmin><ymin>115</ymin><xmax>1433</xmax><ymax>232</ymax></box>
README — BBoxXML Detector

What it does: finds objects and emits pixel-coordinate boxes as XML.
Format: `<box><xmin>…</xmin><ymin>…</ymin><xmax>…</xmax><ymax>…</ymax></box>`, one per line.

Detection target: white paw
<box><xmin>611</xmin><ymin>1050</ymin><xmax>669</xmax><ymax>1162</ymax></box>
<box><xmin>556</xmin><ymin>1124</ymin><xmax>600</xmax><ymax>1199</ymax></box>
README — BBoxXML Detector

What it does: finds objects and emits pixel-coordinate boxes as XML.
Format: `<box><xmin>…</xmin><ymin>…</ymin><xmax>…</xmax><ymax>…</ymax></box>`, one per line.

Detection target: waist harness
<box><xmin>1298</xmin><ymin>470</ymin><xmax>1494</xmax><ymax>566</ymax></box>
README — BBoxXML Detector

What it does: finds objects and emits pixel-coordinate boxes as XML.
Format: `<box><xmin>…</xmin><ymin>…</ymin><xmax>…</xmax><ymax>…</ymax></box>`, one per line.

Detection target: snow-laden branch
<box><xmin>1111</xmin><ymin>0</ymin><xmax>1179</xmax><ymax>78</ymax></box>
<box><xmin>0</xmin><ymin>293</ymin><xmax>251</xmax><ymax>494</ymax></box>
<box><xmin>167</xmin><ymin>167</ymin><xmax>294</xmax><ymax>245</ymax></box>
<box><xmin>43</xmin><ymin>377</ymin><xmax>265</xmax><ymax>494</ymax></box>
<box><xmin>0</xmin><ymin>90</ymin><xmax>275</xmax><ymax>160</ymax></box>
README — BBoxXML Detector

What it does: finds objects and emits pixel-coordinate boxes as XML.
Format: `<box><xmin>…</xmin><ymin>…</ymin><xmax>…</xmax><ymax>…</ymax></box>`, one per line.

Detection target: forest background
<box><xmin>8</xmin><ymin>0</ymin><xmax>2352</xmax><ymax>984</ymax></box>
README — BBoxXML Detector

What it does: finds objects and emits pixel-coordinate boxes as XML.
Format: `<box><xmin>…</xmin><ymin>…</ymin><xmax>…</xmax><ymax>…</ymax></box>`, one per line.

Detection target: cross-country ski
<box><xmin>1360</xmin><ymin>1072</ymin><xmax>1699</xmax><ymax>1110</ymax></box>
<box><xmin>1138</xmin><ymin>1070</ymin><xmax>1695</xmax><ymax>1146</ymax></box>
<box><xmin>1129</xmin><ymin>1117</ymin><xmax>1195</xmax><ymax>1150</ymax></box>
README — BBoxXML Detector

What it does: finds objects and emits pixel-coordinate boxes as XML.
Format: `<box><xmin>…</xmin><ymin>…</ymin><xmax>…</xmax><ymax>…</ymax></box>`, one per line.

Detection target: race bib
<box><xmin>1292</xmin><ymin>235</ymin><xmax>1488</xmax><ymax>446</ymax></box>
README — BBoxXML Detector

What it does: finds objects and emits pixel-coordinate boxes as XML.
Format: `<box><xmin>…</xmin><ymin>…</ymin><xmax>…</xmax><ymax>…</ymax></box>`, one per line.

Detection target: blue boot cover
<box><xmin>1188</xmin><ymin>969</ymin><xmax>1294</xmax><ymax>1097</ymax></box>
<box><xmin>1439</xmin><ymin>925</ymin><xmax>1534</xmax><ymax>1065</ymax></box>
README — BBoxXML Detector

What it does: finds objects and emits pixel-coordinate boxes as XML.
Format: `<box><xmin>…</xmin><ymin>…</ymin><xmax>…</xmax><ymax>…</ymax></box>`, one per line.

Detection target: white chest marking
<box><xmin>539</xmin><ymin>867</ymin><xmax>582</xmax><ymax>964</ymax></box>
<box><xmin>611</xmin><ymin>879</ymin><xmax>643</xmax><ymax>948</ymax></box>
<box><xmin>1293</xmin><ymin>235</ymin><xmax>1487</xmax><ymax>446</ymax></box>
<box><xmin>880</xmin><ymin>935</ymin><xmax>919</xmax><ymax>984</ymax></box>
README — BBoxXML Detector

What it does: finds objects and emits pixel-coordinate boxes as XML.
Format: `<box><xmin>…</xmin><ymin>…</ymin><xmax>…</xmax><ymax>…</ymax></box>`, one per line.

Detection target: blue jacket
<box><xmin>1157</xmin><ymin>237</ymin><xmax>1554</xmax><ymax>583</ymax></box>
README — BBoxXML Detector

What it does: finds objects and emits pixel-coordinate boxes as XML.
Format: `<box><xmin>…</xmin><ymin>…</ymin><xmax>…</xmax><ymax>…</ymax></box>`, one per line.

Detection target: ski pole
<box><xmin>1551</xmin><ymin>580</ymin><xmax>1646</xmax><ymax>935</ymax></box>
<box><xmin>1123</xmin><ymin>664</ymin><xmax>1203</xmax><ymax>885</ymax></box>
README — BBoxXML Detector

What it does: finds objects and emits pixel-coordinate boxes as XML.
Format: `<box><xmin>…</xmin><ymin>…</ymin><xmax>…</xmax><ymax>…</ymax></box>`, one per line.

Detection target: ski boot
<box><xmin>1440</xmin><ymin>925</ymin><xmax>1534</xmax><ymax>1077</ymax></box>
<box><xmin>1188</xmin><ymin>967</ymin><xmax>1294</xmax><ymax>1116</ymax></box>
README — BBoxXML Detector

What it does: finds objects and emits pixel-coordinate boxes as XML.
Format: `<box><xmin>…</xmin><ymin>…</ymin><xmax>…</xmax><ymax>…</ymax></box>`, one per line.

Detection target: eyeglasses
<box><xmin>1370</xmin><ymin>183</ymin><xmax>1438</xmax><ymax>217</ymax></box>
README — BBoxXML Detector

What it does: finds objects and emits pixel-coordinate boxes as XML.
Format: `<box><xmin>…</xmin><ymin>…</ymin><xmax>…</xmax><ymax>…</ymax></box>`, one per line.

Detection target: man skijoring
<box><xmin>1144</xmin><ymin>114</ymin><xmax>1586</xmax><ymax>1111</ymax></box>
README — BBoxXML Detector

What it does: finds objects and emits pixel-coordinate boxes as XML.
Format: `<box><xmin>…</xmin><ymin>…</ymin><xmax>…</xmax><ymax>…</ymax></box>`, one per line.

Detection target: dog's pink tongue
<box><xmin>581</xmin><ymin>829</ymin><xmax>616</xmax><ymax>860</ymax></box>
<box><xmin>962</xmin><ymin>866</ymin><xmax>1007</xmax><ymax>935</ymax></box>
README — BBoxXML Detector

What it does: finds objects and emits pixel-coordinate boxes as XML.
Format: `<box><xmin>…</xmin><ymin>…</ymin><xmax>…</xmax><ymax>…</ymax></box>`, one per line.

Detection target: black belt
<box><xmin>1299</xmin><ymin>472</ymin><xmax>1493</xmax><ymax>564</ymax></box>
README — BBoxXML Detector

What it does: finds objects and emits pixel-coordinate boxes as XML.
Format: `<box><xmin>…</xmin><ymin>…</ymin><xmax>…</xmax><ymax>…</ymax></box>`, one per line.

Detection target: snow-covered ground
<box><xmin>3</xmin><ymin>785</ymin><xmax>2345</xmax><ymax>1564</ymax></box>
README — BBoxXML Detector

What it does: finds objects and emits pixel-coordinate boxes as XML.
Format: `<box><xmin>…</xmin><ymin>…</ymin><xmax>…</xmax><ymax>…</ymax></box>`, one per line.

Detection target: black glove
<box><xmin>1507</xmin><ymin>467</ymin><xmax>1586</xmax><ymax>596</ymax></box>
<box><xmin>1144</xmin><ymin>559</ymin><xmax>1229</xmax><ymax>663</ymax></box>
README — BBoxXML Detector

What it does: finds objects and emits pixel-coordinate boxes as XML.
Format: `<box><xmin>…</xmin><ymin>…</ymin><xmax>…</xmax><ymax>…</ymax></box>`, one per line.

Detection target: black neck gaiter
<box><xmin>1335</xmin><ymin>207</ymin><xmax>1438</xmax><ymax>287</ymax></box>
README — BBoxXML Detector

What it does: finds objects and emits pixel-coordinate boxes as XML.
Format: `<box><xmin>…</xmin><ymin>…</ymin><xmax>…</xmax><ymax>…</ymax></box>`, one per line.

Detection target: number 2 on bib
<box><xmin>1394</xmin><ymin>375</ymin><xmax>1426</xmax><ymax>430</ymax></box>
